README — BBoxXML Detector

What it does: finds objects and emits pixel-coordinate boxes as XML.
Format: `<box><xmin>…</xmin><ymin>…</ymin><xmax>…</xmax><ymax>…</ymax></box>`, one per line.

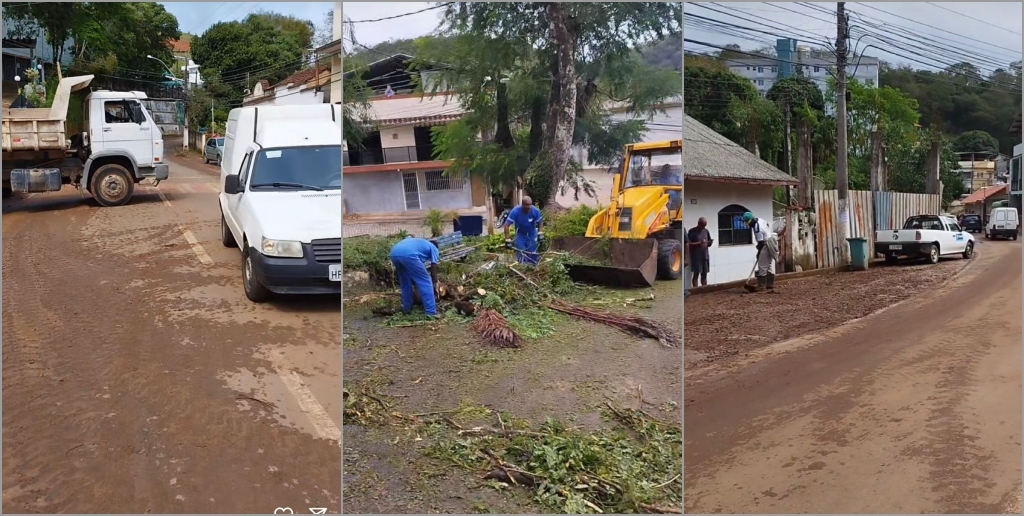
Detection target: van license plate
<box><xmin>889</xmin><ymin>245</ymin><xmax>902</xmax><ymax>250</ymax></box>
<box><xmin>329</xmin><ymin>264</ymin><xmax>342</xmax><ymax>282</ymax></box>
<box><xmin>997</xmin><ymin>225</ymin><xmax>1005</xmax><ymax>229</ymax></box>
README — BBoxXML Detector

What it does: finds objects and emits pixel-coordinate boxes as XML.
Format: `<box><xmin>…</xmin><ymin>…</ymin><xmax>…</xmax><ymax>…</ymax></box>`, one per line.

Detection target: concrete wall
<box><xmin>272</xmin><ymin>85</ymin><xmax>323</xmax><ymax>106</ymax></box>
<box><xmin>380</xmin><ymin>125</ymin><xmax>416</xmax><ymax>149</ymax></box>
<box><xmin>416</xmin><ymin>170</ymin><xmax>473</xmax><ymax>210</ymax></box>
<box><xmin>682</xmin><ymin>180</ymin><xmax>775</xmax><ymax>285</ymax></box>
<box><xmin>344</xmin><ymin>172</ymin><xmax>406</xmax><ymax>213</ymax></box>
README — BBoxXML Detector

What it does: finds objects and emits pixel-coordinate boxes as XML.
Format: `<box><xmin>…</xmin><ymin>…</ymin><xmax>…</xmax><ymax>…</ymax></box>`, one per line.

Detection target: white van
<box><xmin>986</xmin><ymin>207</ymin><xmax>1019</xmax><ymax>240</ymax></box>
<box><xmin>218</xmin><ymin>104</ymin><xmax>342</xmax><ymax>302</ymax></box>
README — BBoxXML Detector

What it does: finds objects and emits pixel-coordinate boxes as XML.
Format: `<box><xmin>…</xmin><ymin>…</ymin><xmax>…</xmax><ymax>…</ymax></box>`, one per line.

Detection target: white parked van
<box><xmin>986</xmin><ymin>207</ymin><xmax>1019</xmax><ymax>240</ymax></box>
<box><xmin>218</xmin><ymin>104</ymin><xmax>342</xmax><ymax>302</ymax></box>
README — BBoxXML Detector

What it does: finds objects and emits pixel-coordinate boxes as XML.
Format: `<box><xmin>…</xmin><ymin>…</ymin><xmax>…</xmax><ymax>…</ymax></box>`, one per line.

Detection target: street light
<box><xmin>146</xmin><ymin>54</ymin><xmax>178</xmax><ymax>81</ymax></box>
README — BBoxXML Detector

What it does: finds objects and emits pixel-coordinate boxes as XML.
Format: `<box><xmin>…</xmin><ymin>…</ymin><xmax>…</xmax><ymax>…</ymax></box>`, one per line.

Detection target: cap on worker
<box><xmin>742</xmin><ymin>212</ymin><xmax>754</xmax><ymax>222</ymax></box>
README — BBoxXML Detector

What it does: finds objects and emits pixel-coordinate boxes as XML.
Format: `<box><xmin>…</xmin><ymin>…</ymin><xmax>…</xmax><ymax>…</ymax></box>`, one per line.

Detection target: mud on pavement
<box><xmin>341</xmin><ymin>279</ymin><xmax>683</xmax><ymax>514</ymax></box>
<box><xmin>2</xmin><ymin>161</ymin><xmax>340</xmax><ymax>514</ymax></box>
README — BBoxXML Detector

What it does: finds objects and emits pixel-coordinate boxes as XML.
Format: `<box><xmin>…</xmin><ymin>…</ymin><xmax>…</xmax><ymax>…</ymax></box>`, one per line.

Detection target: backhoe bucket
<box><xmin>550</xmin><ymin>237</ymin><xmax>658</xmax><ymax>288</ymax></box>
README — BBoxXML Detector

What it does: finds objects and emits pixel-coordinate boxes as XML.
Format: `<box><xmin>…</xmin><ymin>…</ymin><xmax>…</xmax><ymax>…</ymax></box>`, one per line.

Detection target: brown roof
<box><xmin>272</xmin><ymin>66</ymin><xmax>325</xmax><ymax>89</ymax></box>
<box><xmin>168</xmin><ymin>39</ymin><xmax>191</xmax><ymax>53</ymax></box>
<box><xmin>962</xmin><ymin>184</ymin><xmax>1008</xmax><ymax>204</ymax></box>
<box><xmin>683</xmin><ymin>113</ymin><xmax>797</xmax><ymax>185</ymax></box>
<box><xmin>376</xmin><ymin>113</ymin><xmax>465</xmax><ymax>127</ymax></box>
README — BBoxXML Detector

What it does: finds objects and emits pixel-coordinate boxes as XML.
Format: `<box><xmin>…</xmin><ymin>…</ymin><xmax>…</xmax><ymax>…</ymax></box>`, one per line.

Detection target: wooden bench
<box><xmin>432</xmin><ymin>231</ymin><xmax>475</xmax><ymax>262</ymax></box>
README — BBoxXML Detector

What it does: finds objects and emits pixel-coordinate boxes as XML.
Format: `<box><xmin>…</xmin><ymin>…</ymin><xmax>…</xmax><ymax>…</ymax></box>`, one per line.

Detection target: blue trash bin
<box><xmin>846</xmin><ymin>237</ymin><xmax>869</xmax><ymax>271</ymax></box>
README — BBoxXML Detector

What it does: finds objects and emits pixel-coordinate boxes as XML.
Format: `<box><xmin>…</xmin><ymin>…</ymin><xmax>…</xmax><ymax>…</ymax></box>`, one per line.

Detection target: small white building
<box><xmin>683</xmin><ymin>114</ymin><xmax>797</xmax><ymax>285</ymax></box>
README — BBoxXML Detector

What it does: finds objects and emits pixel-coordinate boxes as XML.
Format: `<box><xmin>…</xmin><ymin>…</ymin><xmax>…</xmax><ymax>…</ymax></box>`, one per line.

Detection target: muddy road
<box><xmin>684</xmin><ymin>240</ymin><xmax>1022</xmax><ymax>513</ymax></box>
<box><xmin>2</xmin><ymin>156</ymin><xmax>340</xmax><ymax>514</ymax></box>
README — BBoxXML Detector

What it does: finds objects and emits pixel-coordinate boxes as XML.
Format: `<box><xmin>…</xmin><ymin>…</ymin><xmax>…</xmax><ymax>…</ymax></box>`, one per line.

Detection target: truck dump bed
<box><xmin>2</xmin><ymin>75</ymin><xmax>94</xmax><ymax>152</ymax></box>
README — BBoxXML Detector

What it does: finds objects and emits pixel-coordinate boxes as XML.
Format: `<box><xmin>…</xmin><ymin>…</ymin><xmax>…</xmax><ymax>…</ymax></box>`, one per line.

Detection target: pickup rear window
<box><xmin>903</xmin><ymin>216</ymin><xmax>944</xmax><ymax>230</ymax></box>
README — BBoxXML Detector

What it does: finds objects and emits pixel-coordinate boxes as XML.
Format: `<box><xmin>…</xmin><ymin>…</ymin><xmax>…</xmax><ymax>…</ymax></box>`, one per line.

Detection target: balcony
<box><xmin>343</xmin><ymin>144</ymin><xmax>438</xmax><ymax>167</ymax></box>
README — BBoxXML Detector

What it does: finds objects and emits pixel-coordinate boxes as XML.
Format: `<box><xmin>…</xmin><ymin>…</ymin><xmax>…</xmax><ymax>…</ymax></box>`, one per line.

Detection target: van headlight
<box><xmin>261</xmin><ymin>237</ymin><xmax>303</xmax><ymax>258</ymax></box>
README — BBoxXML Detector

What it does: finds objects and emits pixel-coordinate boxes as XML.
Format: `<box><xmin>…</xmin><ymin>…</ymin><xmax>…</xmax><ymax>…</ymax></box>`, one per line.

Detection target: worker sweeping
<box><xmin>743</xmin><ymin>211</ymin><xmax>779</xmax><ymax>292</ymax></box>
<box><xmin>503</xmin><ymin>195</ymin><xmax>544</xmax><ymax>266</ymax></box>
<box><xmin>389</xmin><ymin>236</ymin><xmax>441</xmax><ymax>318</ymax></box>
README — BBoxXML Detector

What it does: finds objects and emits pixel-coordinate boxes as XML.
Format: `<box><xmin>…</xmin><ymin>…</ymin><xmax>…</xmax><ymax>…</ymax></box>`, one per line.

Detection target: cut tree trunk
<box><xmin>543</xmin><ymin>2</ymin><xmax>578</xmax><ymax>207</ymax></box>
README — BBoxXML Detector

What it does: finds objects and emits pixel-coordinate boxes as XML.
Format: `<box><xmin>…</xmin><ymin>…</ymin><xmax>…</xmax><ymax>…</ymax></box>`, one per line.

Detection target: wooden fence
<box><xmin>813</xmin><ymin>190</ymin><xmax>941</xmax><ymax>269</ymax></box>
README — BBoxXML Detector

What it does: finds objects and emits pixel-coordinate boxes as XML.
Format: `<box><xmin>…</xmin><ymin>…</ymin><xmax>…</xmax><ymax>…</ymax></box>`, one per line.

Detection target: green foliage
<box><xmin>953</xmin><ymin>130</ymin><xmax>1000</xmax><ymax>155</ymax></box>
<box><xmin>191</xmin><ymin>13</ymin><xmax>313</xmax><ymax>103</ymax></box>
<box><xmin>343</xmin><ymin>236</ymin><xmax>402</xmax><ymax>284</ymax></box>
<box><xmin>423</xmin><ymin>209</ymin><xmax>459</xmax><ymax>238</ymax></box>
<box><xmin>544</xmin><ymin>206</ymin><xmax>599</xmax><ymax>239</ymax></box>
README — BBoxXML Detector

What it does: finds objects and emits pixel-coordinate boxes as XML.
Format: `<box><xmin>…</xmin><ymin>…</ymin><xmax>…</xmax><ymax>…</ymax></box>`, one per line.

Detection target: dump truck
<box><xmin>551</xmin><ymin>139</ymin><xmax>683</xmax><ymax>288</ymax></box>
<box><xmin>2</xmin><ymin>74</ymin><xmax>168</xmax><ymax>206</ymax></box>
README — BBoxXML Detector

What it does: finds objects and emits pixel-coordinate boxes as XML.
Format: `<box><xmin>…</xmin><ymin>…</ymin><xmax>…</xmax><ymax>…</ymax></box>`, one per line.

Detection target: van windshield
<box><xmin>249</xmin><ymin>145</ymin><xmax>341</xmax><ymax>191</ymax></box>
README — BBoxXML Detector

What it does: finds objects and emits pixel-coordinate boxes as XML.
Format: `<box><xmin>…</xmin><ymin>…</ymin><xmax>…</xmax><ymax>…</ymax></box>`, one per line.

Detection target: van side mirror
<box><xmin>224</xmin><ymin>174</ymin><xmax>241</xmax><ymax>194</ymax></box>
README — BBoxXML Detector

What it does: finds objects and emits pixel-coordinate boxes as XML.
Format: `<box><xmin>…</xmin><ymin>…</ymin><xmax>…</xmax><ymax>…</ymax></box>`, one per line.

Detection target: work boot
<box><xmin>766</xmin><ymin>272</ymin><xmax>776</xmax><ymax>292</ymax></box>
<box><xmin>755</xmin><ymin>275</ymin><xmax>767</xmax><ymax>292</ymax></box>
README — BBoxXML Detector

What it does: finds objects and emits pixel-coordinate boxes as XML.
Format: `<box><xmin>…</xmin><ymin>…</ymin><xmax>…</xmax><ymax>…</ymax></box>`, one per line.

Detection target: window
<box><xmin>249</xmin><ymin>146</ymin><xmax>342</xmax><ymax>190</ymax></box>
<box><xmin>402</xmin><ymin>172</ymin><xmax>420</xmax><ymax>209</ymax></box>
<box><xmin>814</xmin><ymin>66</ymin><xmax>820</xmax><ymax>73</ymax></box>
<box><xmin>424</xmin><ymin>170</ymin><xmax>465</xmax><ymax>191</ymax></box>
<box><xmin>947</xmin><ymin>222</ymin><xmax>963</xmax><ymax>232</ymax></box>
<box><xmin>757</xmin><ymin>66</ymin><xmax>764</xmax><ymax>73</ymax></box>
<box><xmin>1010</xmin><ymin>156</ymin><xmax>1021</xmax><ymax>193</ymax></box>
<box><xmin>238</xmin><ymin>152</ymin><xmax>253</xmax><ymax>187</ymax></box>
<box><xmin>757</xmin><ymin>79</ymin><xmax>764</xmax><ymax>86</ymax></box>
<box><xmin>717</xmin><ymin>204</ymin><xmax>753</xmax><ymax>246</ymax></box>
<box><xmin>771</xmin><ymin>66</ymin><xmax>777</xmax><ymax>73</ymax></box>
<box><xmin>865</xmin><ymin>78</ymin><xmax>875</xmax><ymax>86</ymax></box>
<box><xmin>103</xmin><ymin>100</ymin><xmax>138</xmax><ymax>124</ymax></box>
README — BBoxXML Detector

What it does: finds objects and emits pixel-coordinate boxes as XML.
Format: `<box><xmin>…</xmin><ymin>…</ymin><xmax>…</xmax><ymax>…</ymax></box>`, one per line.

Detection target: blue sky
<box><xmin>161</xmin><ymin>2</ymin><xmax>333</xmax><ymax>37</ymax></box>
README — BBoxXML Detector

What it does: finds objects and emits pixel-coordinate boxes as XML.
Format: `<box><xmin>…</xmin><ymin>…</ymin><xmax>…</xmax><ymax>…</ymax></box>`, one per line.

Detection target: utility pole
<box><xmin>835</xmin><ymin>2</ymin><xmax>852</xmax><ymax>266</ymax></box>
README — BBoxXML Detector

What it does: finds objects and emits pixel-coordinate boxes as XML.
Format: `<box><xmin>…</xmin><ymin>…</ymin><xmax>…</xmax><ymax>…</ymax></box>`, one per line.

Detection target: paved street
<box><xmin>684</xmin><ymin>240</ymin><xmax>1022</xmax><ymax>513</ymax></box>
<box><xmin>2</xmin><ymin>157</ymin><xmax>340</xmax><ymax>514</ymax></box>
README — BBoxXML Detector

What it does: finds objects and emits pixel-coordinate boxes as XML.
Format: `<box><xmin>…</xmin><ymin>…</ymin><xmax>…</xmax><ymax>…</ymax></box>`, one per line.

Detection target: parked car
<box><xmin>986</xmin><ymin>207</ymin><xmax>1019</xmax><ymax>240</ymax></box>
<box><xmin>204</xmin><ymin>137</ymin><xmax>224</xmax><ymax>165</ymax></box>
<box><xmin>959</xmin><ymin>213</ymin><xmax>984</xmax><ymax>233</ymax></box>
<box><xmin>873</xmin><ymin>214</ymin><xmax>975</xmax><ymax>265</ymax></box>
<box><xmin>219</xmin><ymin>105</ymin><xmax>342</xmax><ymax>302</ymax></box>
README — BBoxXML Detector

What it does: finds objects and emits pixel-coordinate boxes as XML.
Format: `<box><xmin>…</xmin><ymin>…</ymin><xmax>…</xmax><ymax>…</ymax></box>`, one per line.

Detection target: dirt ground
<box><xmin>2</xmin><ymin>154</ymin><xmax>341</xmax><ymax>514</ymax></box>
<box><xmin>685</xmin><ymin>253</ymin><xmax>973</xmax><ymax>366</ymax></box>
<box><xmin>341</xmin><ymin>279</ymin><xmax>683</xmax><ymax>513</ymax></box>
<box><xmin>684</xmin><ymin>239</ymin><xmax>1022</xmax><ymax>513</ymax></box>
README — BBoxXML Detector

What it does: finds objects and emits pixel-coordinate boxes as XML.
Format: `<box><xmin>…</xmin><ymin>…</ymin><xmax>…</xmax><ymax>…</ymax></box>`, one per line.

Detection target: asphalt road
<box><xmin>2</xmin><ymin>157</ymin><xmax>340</xmax><ymax>514</ymax></box>
<box><xmin>684</xmin><ymin>239</ymin><xmax>1022</xmax><ymax>513</ymax></box>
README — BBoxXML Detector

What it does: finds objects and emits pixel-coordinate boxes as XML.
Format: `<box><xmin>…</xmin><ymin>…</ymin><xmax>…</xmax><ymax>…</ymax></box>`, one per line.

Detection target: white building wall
<box><xmin>682</xmin><ymin>180</ymin><xmax>775</xmax><ymax>285</ymax></box>
<box><xmin>727</xmin><ymin>61</ymin><xmax>878</xmax><ymax>97</ymax></box>
<box><xmin>271</xmin><ymin>85</ymin><xmax>323</xmax><ymax>106</ymax></box>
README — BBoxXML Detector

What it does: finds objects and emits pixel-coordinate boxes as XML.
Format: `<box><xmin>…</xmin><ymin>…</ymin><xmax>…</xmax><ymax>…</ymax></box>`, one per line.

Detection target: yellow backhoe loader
<box><xmin>551</xmin><ymin>139</ymin><xmax>683</xmax><ymax>288</ymax></box>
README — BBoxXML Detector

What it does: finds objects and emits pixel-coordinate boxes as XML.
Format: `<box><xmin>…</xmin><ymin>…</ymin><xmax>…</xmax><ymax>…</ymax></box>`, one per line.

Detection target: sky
<box><xmin>161</xmin><ymin>2</ymin><xmax>334</xmax><ymax>37</ymax></box>
<box><xmin>341</xmin><ymin>2</ymin><xmax>443</xmax><ymax>50</ymax></box>
<box><xmin>684</xmin><ymin>2</ymin><xmax>1022</xmax><ymax>73</ymax></box>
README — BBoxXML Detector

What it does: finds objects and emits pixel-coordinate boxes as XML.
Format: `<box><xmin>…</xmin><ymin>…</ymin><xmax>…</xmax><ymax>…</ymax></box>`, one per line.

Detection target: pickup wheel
<box><xmin>926</xmin><ymin>244</ymin><xmax>940</xmax><ymax>264</ymax></box>
<box><xmin>242</xmin><ymin>246</ymin><xmax>272</xmax><ymax>303</ymax></box>
<box><xmin>962</xmin><ymin>242</ymin><xmax>974</xmax><ymax>259</ymax></box>
<box><xmin>220</xmin><ymin>211</ymin><xmax>237</xmax><ymax>248</ymax></box>
<box><xmin>90</xmin><ymin>164</ymin><xmax>134</xmax><ymax>207</ymax></box>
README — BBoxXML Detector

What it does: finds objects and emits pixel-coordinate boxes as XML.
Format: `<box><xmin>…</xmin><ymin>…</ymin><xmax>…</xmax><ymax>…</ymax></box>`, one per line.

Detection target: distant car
<box><xmin>986</xmin><ymin>207</ymin><xmax>1019</xmax><ymax>240</ymax></box>
<box><xmin>204</xmin><ymin>137</ymin><xmax>224</xmax><ymax>165</ymax></box>
<box><xmin>960</xmin><ymin>213</ymin><xmax>984</xmax><ymax>233</ymax></box>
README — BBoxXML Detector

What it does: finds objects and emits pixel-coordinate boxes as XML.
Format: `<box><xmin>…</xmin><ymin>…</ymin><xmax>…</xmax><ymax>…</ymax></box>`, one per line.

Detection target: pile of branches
<box><xmin>548</xmin><ymin>299</ymin><xmax>679</xmax><ymax>347</ymax></box>
<box><xmin>470</xmin><ymin>308</ymin><xmax>522</xmax><ymax>348</ymax></box>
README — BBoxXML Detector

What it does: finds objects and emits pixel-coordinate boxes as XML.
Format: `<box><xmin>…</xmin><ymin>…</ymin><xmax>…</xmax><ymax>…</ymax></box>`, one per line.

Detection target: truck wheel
<box><xmin>962</xmin><ymin>242</ymin><xmax>974</xmax><ymax>259</ymax></box>
<box><xmin>656</xmin><ymin>239</ymin><xmax>683</xmax><ymax>280</ymax></box>
<box><xmin>221</xmin><ymin>212</ymin><xmax>237</xmax><ymax>248</ymax></box>
<box><xmin>90</xmin><ymin>164</ymin><xmax>134</xmax><ymax>207</ymax></box>
<box><xmin>242</xmin><ymin>246</ymin><xmax>272</xmax><ymax>303</ymax></box>
<box><xmin>926</xmin><ymin>244</ymin><xmax>940</xmax><ymax>264</ymax></box>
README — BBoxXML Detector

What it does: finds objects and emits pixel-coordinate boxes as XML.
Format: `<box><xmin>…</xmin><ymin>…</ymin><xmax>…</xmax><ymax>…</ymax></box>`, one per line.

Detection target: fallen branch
<box><xmin>471</xmin><ymin>308</ymin><xmax>522</xmax><ymax>348</ymax></box>
<box><xmin>636</xmin><ymin>502</ymin><xmax>682</xmax><ymax>514</ymax></box>
<box><xmin>548</xmin><ymin>299</ymin><xmax>680</xmax><ymax>347</ymax></box>
<box><xmin>457</xmin><ymin>425</ymin><xmax>548</xmax><ymax>438</ymax></box>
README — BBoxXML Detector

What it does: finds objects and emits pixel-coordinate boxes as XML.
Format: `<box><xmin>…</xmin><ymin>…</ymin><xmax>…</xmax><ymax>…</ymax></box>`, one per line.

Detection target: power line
<box><xmin>346</xmin><ymin>3</ymin><xmax>451</xmax><ymax>24</ymax></box>
<box><xmin>924</xmin><ymin>2</ymin><xmax>1021</xmax><ymax>36</ymax></box>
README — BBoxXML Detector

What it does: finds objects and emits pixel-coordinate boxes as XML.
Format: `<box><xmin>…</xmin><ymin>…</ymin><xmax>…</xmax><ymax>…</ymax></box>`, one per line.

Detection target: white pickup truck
<box><xmin>874</xmin><ymin>215</ymin><xmax>975</xmax><ymax>265</ymax></box>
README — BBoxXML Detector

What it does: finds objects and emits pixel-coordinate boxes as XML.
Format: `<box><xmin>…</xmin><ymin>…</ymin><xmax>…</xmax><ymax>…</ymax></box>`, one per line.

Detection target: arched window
<box><xmin>717</xmin><ymin>204</ymin><xmax>753</xmax><ymax>246</ymax></box>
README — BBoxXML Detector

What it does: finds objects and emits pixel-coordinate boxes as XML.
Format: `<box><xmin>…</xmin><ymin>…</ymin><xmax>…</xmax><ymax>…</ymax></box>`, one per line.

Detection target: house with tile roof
<box><xmin>343</xmin><ymin>54</ymin><xmax>486</xmax><ymax>217</ymax></box>
<box><xmin>683</xmin><ymin>113</ymin><xmax>797</xmax><ymax>285</ymax></box>
<box><xmin>243</xmin><ymin>65</ymin><xmax>332</xmax><ymax>106</ymax></box>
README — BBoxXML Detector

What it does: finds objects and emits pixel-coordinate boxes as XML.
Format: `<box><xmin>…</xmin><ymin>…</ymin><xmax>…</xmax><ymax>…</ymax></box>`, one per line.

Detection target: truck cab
<box><xmin>82</xmin><ymin>90</ymin><xmax>167</xmax><ymax>181</ymax></box>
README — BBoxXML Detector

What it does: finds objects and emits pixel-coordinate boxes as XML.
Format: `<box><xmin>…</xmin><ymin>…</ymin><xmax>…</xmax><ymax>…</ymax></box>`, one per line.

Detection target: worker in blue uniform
<box><xmin>389</xmin><ymin>237</ymin><xmax>441</xmax><ymax>317</ymax></box>
<box><xmin>503</xmin><ymin>195</ymin><xmax>544</xmax><ymax>266</ymax></box>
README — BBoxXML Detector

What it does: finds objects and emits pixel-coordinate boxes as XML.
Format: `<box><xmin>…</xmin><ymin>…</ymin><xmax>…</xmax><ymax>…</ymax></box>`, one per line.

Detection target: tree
<box><xmin>432</xmin><ymin>4</ymin><xmax>679</xmax><ymax>206</ymax></box>
<box><xmin>191</xmin><ymin>13</ymin><xmax>313</xmax><ymax>102</ymax></box>
<box><xmin>313</xmin><ymin>8</ymin><xmax>335</xmax><ymax>48</ymax></box>
<box><xmin>418</xmin><ymin>2</ymin><xmax>682</xmax><ymax>206</ymax></box>
<box><xmin>953</xmin><ymin>130</ymin><xmax>999</xmax><ymax>155</ymax></box>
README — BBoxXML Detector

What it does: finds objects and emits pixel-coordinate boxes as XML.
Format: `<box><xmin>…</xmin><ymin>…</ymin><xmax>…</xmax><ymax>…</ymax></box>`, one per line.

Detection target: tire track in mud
<box><xmin>3</xmin><ymin>196</ymin><xmax>340</xmax><ymax>513</ymax></box>
<box><xmin>684</xmin><ymin>244</ymin><xmax>1021</xmax><ymax>513</ymax></box>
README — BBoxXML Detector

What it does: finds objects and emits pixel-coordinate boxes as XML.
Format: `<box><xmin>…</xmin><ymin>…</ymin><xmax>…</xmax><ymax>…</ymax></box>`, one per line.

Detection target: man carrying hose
<box><xmin>504</xmin><ymin>195</ymin><xmax>544</xmax><ymax>266</ymax></box>
<box><xmin>743</xmin><ymin>211</ymin><xmax>778</xmax><ymax>292</ymax></box>
<box><xmin>389</xmin><ymin>236</ymin><xmax>441</xmax><ymax>318</ymax></box>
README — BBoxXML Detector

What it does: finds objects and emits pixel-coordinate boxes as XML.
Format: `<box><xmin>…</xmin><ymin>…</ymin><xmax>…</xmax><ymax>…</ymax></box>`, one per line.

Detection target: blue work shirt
<box><xmin>506</xmin><ymin>205</ymin><xmax>543</xmax><ymax>239</ymax></box>
<box><xmin>389</xmin><ymin>237</ymin><xmax>440</xmax><ymax>264</ymax></box>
